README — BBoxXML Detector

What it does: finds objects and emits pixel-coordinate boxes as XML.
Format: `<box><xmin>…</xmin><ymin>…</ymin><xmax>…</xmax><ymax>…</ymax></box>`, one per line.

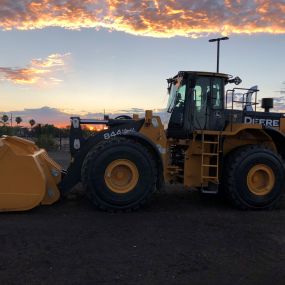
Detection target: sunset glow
<box><xmin>0</xmin><ymin>1</ymin><xmax>284</xmax><ymax>38</ymax></box>
<box><xmin>0</xmin><ymin>53</ymin><xmax>70</xmax><ymax>85</ymax></box>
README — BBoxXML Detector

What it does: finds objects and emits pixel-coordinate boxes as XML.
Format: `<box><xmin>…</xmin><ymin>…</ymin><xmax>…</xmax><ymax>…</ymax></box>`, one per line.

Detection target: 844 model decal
<box><xmin>104</xmin><ymin>128</ymin><xmax>135</xmax><ymax>140</ymax></box>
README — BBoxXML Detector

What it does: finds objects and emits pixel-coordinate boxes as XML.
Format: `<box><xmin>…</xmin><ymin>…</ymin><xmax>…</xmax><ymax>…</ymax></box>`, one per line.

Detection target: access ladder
<box><xmin>201</xmin><ymin>133</ymin><xmax>221</xmax><ymax>193</ymax></box>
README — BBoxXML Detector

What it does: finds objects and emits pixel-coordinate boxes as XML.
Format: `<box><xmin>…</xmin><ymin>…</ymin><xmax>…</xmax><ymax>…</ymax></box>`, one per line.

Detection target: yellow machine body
<box><xmin>0</xmin><ymin>136</ymin><xmax>61</xmax><ymax>212</ymax></box>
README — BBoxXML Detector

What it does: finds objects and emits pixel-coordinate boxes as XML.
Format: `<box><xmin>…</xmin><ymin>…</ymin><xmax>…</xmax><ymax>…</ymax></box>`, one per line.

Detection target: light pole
<box><xmin>209</xmin><ymin>37</ymin><xmax>229</xmax><ymax>73</ymax></box>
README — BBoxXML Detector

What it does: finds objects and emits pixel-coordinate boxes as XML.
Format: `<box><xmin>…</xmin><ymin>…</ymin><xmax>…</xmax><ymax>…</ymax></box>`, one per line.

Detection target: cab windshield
<box><xmin>167</xmin><ymin>76</ymin><xmax>186</xmax><ymax>113</ymax></box>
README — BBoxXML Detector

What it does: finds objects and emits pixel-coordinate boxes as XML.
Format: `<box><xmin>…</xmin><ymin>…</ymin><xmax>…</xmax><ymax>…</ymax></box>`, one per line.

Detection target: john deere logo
<box><xmin>244</xmin><ymin>116</ymin><xmax>279</xmax><ymax>127</ymax></box>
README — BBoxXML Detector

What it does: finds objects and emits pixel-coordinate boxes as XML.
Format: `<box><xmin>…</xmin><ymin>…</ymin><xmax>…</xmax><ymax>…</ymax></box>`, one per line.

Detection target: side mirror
<box><xmin>227</xmin><ymin>76</ymin><xmax>242</xmax><ymax>85</ymax></box>
<box><xmin>233</xmin><ymin>76</ymin><xmax>242</xmax><ymax>85</ymax></box>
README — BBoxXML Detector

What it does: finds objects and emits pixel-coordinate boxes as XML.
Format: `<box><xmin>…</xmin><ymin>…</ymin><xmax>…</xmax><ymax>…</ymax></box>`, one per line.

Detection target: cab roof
<box><xmin>179</xmin><ymin>71</ymin><xmax>229</xmax><ymax>78</ymax></box>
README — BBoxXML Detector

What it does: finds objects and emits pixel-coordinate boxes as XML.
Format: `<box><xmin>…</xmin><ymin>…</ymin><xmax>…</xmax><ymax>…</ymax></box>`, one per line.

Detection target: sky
<box><xmin>0</xmin><ymin>0</ymin><xmax>284</xmax><ymax>127</ymax></box>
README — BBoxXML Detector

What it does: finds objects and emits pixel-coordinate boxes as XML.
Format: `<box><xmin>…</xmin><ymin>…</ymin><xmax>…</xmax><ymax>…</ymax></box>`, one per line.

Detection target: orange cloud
<box><xmin>0</xmin><ymin>53</ymin><xmax>70</xmax><ymax>85</ymax></box>
<box><xmin>0</xmin><ymin>0</ymin><xmax>284</xmax><ymax>37</ymax></box>
<box><xmin>31</xmin><ymin>53</ymin><xmax>68</xmax><ymax>68</ymax></box>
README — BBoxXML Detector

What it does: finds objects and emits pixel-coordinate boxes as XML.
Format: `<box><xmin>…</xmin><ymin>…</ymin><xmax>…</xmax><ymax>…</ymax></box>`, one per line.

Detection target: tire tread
<box><xmin>81</xmin><ymin>137</ymin><xmax>157</xmax><ymax>212</ymax></box>
<box><xmin>224</xmin><ymin>144</ymin><xmax>284</xmax><ymax>210</ymax></box>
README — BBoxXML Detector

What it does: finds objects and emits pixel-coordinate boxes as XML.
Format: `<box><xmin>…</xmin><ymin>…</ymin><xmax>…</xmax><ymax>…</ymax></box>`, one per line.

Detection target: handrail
<box><xmin>225</xmin><ymin>87</ymin><xmax>259</xmax><ymax>131</ymax></box>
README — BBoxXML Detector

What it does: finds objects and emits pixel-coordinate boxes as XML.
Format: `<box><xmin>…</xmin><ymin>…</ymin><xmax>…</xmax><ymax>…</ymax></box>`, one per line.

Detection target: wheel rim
<box><xmin>247</xmin><ymin>164</ymin><xmax>275</xmax><ymax>196</ymax></box>
<box><xmin>104</xmin><ymin>159</ymin><xmax>139</xmax><ymax>194</ymax></box>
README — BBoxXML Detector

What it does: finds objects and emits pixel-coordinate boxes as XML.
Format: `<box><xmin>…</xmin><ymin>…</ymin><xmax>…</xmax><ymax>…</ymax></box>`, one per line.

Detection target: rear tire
<box><xmin>81</xmin><ymin>137</ymin><xmax>157</xmax><ymax>212</ymax></box>
<box><xmin>224</xmin><ymin>145</ymin><xmax>285</xmax><ymax>210</ymax></box>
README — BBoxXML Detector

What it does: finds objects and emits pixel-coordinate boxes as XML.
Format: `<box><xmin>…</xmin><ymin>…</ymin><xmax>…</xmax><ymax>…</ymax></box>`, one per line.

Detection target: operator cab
<box><xmin>166</xmin><ymin>71</ymin><xmax>237</xmax><ymax>138</ymax></box>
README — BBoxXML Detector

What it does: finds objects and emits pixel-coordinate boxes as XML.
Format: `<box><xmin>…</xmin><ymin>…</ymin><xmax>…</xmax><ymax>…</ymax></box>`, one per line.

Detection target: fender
<box><xmin>60</xmin><ymin>120</ymin><xmax>144</xmax><ymax>193</ymax></box>
<box><xmin>263</xmin><ymin>126</ymin><xmax>285</xmax><ymax>158</ymax></box>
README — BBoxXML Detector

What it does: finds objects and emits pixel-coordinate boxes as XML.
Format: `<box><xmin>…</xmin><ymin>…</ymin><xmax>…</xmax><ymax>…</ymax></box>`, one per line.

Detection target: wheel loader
<box><xmin>1</xmin><ymin>70</ymin><xmax>285</xmax><ymax>212</ymax></box>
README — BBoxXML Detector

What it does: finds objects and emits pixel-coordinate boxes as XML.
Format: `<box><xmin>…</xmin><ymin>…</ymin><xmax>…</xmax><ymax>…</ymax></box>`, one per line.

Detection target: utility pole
<box><xmin>209</xmin><ymin>37</ymin><xmax>229</xmax><ymax>73</ymax></box>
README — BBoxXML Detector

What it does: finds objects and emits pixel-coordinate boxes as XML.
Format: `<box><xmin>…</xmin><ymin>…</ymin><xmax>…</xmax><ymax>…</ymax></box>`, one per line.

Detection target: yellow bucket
<box><xmin>0</xmin><ymin>136</ymin><xmax>61</xmax><ymax>211</ymax></box>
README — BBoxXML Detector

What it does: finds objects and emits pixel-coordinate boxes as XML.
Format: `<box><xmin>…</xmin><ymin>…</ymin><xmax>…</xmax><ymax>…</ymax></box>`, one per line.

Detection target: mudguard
<box><xmin>60</xmin><ymin>119</ymin><xmax>145</xmax><ymax>192</ymax></box>
<box><xmin>263</xmin><ymin>126</ymin><xmax>285</xmax><ymax>158</ymax></box>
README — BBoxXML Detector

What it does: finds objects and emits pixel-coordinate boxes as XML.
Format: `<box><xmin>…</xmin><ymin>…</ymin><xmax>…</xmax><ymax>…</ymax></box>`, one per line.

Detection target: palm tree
<box><xmin>2</xmin><ymin>114</ymin><xmax>9</xmax><ymax>126</ymax></box>
<box><xmin>29</xmin><ymin>119</ymin><xmax>36</xmax><ymax>128</ymax></box>
<box><xmin>15</xmin><ymin>116</ymin><xmax>22</xmax><ymax>126</ymax></box>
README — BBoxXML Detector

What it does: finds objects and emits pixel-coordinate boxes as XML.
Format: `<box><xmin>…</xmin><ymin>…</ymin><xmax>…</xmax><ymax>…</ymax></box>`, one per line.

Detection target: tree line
<box><xmin>0</xmin><ymin>114</ymin><xmax>71</xmax><ymax>150</ymax></box>
<box><xmin>1</xmin><ymin>114</ymin><xmax>35</xmax><ymax>128</ymax></box>
<box><xmin>0</xmin><ymin>114</ymin><xmax>95</xmax><ymax>151</ymax></box>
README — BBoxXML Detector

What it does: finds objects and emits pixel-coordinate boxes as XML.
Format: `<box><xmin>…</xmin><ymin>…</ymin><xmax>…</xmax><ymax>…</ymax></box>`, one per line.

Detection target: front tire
<box><xmin>224</xmin><ymin>145</ymin><xmax>285</xmax><ymax>210</ymax></box>
<box><xmin>81</xmin><ymin>137</ymin><xmax>157</xmax><ymax>212</ymax></box>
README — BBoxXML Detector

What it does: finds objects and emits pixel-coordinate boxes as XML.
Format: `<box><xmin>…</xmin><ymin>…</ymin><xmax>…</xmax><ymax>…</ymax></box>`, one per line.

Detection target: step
<box><xmin>201</xmin><ymin>180</ymin><xmax>219</xmax><ymax>194</ymax></box>
<box><xmin>201</xmin><ymin>188</ymin><xmax>219</xmax><ymax>194</ymax></box>
<box><xmin>202</xmin><ymin>176</ymin><xmax>219</xmax><ymax>179</ymax></box>
<box><xmin>203</xmin><ymin>141</ymin><xmax>219</xmax><ymax>144</ymax></box>
<box><xmin>202</xmin><ymin>164</ymin><xmax>218</xmax><ymax>168</ymax></box>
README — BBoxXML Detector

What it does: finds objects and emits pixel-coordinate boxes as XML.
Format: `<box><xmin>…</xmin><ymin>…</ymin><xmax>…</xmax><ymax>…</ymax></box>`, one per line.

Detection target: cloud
<box><xmin>7</xmin><ymin>106</ymin><xmax>105</xmax><ymax>127</ymax></box>
<box><xmin>0</xmin><ymin>1</ymin><xmax>284</xmax><ymax>38</ymax></box>
<box><xmin>274</xmin><ymin>81</ymin><xmax>285</xmax><ymax>95</ymax></box>
<box><xmin>31</xmin><ymin>53</ymin><xmax>68</xmax><ymax>68</ymax></box>
<box><xmin>275</xmin><ymin>90</ymin><xmax>285</xmax><ymax>94</ymax></box>
<box><xmin>0</xmin><ymin>106</ymin><xmax>132</xmax><ymax>127</ymax></box>
<box><xmin>271</xmin><ymin>96</ymin><xmax>285</xmax><ymax>112</ymax></box>
<box><xmin>0</xmin><ymin>67</ymin><xmax>49</xmax><ymax>84</ymax></box>
<box><xmin>1</xmin><ymin>106</ymin><xmax>71</xmax><ymax>127</ymax></box>
<box><xmin>0</xmin><ymin>106</ymin><xmax>169</xmax><ymax>127</ymax></box>
<box><xmin>0</xmin><ymin>53</ymin><xmax>71</xmax><ymax>85</ymax></box>
<box><xmin>117</xmin><ymin>108</ymin><xmax>145</xmax><ymax>113</ymax></box>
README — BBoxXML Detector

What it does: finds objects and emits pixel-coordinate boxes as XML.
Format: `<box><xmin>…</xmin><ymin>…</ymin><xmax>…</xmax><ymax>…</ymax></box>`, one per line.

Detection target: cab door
<box><xmin>192</xmin><ymin>76</ymin><xmax>225</xmax><ymax>131</ymax></box>
<box><xmin>166</xmin><ymin>78</ymin><xmax>188</xmax><ymax>138</ymax></box>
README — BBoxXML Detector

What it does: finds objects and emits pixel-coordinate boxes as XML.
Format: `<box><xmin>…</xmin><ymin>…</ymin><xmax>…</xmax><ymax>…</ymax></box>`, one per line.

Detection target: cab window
<box><xmin>212</xmin><ymin>78</ymin><xmax>223</xmax><ymax>109</ymax></box>
<box><xmin>194</xmin><ymin>77</ymin><xmax>211</xmax><ymax>112</ymax></box>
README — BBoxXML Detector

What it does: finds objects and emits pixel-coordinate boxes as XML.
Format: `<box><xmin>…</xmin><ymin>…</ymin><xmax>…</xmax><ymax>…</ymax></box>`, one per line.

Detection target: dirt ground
<box><xmin>1</xmin><ymin>151</ymin><xmax>285</xmax><ymax>285</ymax></box>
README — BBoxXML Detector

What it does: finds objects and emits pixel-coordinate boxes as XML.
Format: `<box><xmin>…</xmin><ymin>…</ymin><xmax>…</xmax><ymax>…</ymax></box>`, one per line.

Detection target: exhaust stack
<box><xmin>262</xmin><ymin>98</ymin><xmax>274</xmax><ymax>112</ymax></box>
